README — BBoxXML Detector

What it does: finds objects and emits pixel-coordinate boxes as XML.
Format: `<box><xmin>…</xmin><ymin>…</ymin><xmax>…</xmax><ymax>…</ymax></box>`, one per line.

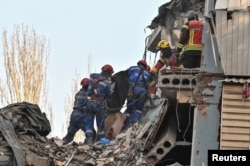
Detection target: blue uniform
<box><xmin>85</xmin><ymin>73</ymin><xmax>113</xmax><ymax>141</ymax></box>
<box><xmin>124</xmin><ymin>65</ymin><xmax>150</xmax><ymax>129</ymax></box>
<box><xmin>62</xmin><ymin>88</ymin><xmax>88</xmax><ymax>144</ymax></box>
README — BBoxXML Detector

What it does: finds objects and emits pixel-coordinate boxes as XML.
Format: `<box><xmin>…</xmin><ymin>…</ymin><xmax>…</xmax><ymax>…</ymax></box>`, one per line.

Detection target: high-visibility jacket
<box><xmin>151</xmin><ymin>55</ymin><xmax>177</xmax><ymax>75</ymax></box>
<box><xmin>177</xmin><ymin>20</ymin><xmax>204</xmax><ymax>54</ymax></box>
<box><xmin>151</xmin><ymin>56</ymin><xmax>165</xmax><ymax>75</ymax></box>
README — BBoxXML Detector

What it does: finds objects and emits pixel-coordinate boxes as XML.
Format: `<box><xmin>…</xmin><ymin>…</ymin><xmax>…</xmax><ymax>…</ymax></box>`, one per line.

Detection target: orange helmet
<box><xmin>102</xmin><ymin>64</ymin><xmax>114</xmax><ymax>74</ymax></box>
<box><xmin>137</xmin><ymin>59</ymin><xmax>147</xmax><ymax>68</ymax></box>
<box><xmin>80</xmin><ymin>78</ymin><xmax>90</xmax><ymax>87</ymax></box>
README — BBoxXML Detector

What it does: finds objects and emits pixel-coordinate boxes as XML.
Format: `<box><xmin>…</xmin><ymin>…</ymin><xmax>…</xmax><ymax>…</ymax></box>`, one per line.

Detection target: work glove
<box><xmin>168</xmin><ymin>55</ymin><xmax>177</xmax><ymax>67</ymax></box>
<box><xmin>176</xmin><ymin>53</ymin><xmax>184</xmax><ymax>67</ymax></box>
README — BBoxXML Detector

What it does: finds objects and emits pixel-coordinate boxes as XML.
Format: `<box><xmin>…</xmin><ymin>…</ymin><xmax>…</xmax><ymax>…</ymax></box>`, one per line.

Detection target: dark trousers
<box><xmin>85</xmin><ymin>101</ymin><xmax>106</xmax><ymax>141</ymax></box>
<box><xmin>63</xmin><ymin>110</ymin><xmax>85</xmax><ymax>142</ymax></box>
<box><xmin>123</xmin><ymin>86</ymin><xmax>147</xmax><ymax>129</ymax></box>
<box><xmin>181</xmin><ymin>50</ymin><xmax>201</xmax><ymax>68</ymax></box>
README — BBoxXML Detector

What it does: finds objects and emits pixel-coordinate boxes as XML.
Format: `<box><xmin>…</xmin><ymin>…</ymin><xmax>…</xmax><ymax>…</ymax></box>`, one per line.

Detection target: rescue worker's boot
<box><xmin>96</xmin><ymin>132</ymin><xmax>105</xmax><ymax>142</ymax></box>
<box><xmin>84</xmin><ymin>137</ymin><xmax>93</xmax><ymax>145</ymax></box>
<box><xmin>62</xmin><ymin>134</ymin><xmax>73</xmax><ymax>145</ymax></box>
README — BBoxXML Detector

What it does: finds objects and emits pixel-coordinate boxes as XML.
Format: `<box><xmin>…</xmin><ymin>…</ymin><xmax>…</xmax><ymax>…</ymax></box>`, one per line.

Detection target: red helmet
<box><xmin>80</xmin><ymin>78</ymin><xmax>90</xmax><ymax>87</ymax></box>
<box><xmin>102</xmin><ymin>64</ymin><xmax>114</xmax><ymax>74</ymax></box>
<box><xmin>137</xmin><ymin>59</ymin><xmax>147</xmax><ymax>68</ymax></box>
<box><xmin>146</xmin><ymin>65</ymin><xmax>151</xmax><ymax>72</ymax></box>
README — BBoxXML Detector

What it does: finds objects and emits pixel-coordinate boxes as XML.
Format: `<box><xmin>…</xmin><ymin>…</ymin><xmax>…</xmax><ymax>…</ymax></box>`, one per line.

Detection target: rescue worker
<box><xmin>176</xmin><ymin>10</ymin><xmax>204</xmax><ymax>68</ymax></box>
<box><xmin>150</xmin><ymin>40</ymin><xmax>175</xmax><ymax>76</ymax></box>
<box><xmin>62</xmin><ymin>78</ymin><xmax>90</xmax><ymax>145</ymax></box>
<box><xmin>149</xmin><ymin>40</ymin><xmax>176</xmax><ymax>98</ymax></box>
<box><xmin>84</xmin><ymin>64</ymin><xmax>114</xmax><ymax>144</ymax></box>
<box><xmin>123</xmin><ymin>60</ymin><xmax>150</xmax><ymax>130</ymax></box>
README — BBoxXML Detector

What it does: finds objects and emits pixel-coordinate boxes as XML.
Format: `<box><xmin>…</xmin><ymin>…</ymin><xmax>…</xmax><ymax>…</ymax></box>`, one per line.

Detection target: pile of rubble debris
<box><xmin>0</xmin><ymin>102</ymin><xmax>157</xmax><ymax>166</ymax></box>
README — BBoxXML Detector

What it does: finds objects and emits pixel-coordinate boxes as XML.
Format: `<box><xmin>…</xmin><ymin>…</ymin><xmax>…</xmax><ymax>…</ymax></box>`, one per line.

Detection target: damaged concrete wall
<box><xmin>146</xmin><ymin>0</ymin><xmax>205</xmax><ymax>52</ymax></box>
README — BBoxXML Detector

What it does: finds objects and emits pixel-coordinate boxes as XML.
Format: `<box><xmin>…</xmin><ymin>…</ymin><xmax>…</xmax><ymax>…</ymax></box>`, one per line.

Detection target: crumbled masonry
<box><xmin>0</xmin><ymin>101</ymin><xmax>162</xmax><ymax>166</ymax></box>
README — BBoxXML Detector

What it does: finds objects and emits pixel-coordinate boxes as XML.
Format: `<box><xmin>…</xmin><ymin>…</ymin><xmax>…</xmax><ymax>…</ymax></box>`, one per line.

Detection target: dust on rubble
<box><xmin>0</xmin><ymin>102</ymin><xmax>152</xmax><ymax>166</ymax></box>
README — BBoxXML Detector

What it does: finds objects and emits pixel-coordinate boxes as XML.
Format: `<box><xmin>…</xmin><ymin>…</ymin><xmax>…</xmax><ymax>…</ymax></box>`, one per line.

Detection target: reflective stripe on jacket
<box><xmin>184</xmin><ymin>20</ymin><xmax>203</xmax><ymax>51</ymax></box>
<box><xmin>177</xmin><ymin>20</ymin><xmax>204</xmax><ymax>53</ymax></box>
<box><xmin>128</xmin><ymin>66</ymin><xmax>150</xmax><ymax>87</ymax></box>
<box><xmin>73</xmin><ymin>88</ymin><xmax>88</xmax><ymax>110</ymax></box>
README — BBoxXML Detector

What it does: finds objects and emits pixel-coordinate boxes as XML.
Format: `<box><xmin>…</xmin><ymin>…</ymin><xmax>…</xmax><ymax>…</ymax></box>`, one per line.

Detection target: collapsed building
<box><xmin>1</xmin><ymin>0</ymin><xmax>250</xmax><ymax>166</ymax></box>
<box><xmin>145</xmin><ymin>0</ymin><xmax>250</xmax><ymax>165</ymax></box>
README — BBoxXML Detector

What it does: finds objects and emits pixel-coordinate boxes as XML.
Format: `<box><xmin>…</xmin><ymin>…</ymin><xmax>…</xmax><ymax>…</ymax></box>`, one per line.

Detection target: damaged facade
<box><xmin>145</xmin><ymin>0</ymin><xmax>250</xmax><ymax>165</ymax></box>
<box><xmin>1</xmin><ymin>0</ymin><xmax>250</xmax><ymax>166</ymax></box>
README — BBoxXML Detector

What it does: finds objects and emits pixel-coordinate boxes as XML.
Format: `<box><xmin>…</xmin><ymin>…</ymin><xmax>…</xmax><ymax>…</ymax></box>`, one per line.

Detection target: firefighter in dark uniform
<box><xmin>84</xmin><ymin>64</ymin><xmax>114</xmax><ymax>144</ymax></box>
<box><xmin>176</xmin><ymin>10</ymin><xmax>204</xmax><ymax>68</ymax></box>
<box><xmin>62</xmin><ymin>78</ymin><xmax>89</xmax><ymax>145</ymax></box>
<box><xmin>123</xmin><ymin>60</ymin><xmax>150</xmax><ymax>129</ymax></box>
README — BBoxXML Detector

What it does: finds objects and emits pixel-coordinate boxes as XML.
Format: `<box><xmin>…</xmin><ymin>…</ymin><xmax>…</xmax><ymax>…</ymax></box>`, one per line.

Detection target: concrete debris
<box><xmin>0</xmin><ymin>102</ymin><xmax>160</xmax><ymax>166</ymax></box>
<box><xmin>104</xmin><ymin>112</ymin><xmax>126</xmax><ymax>140</ymax></box>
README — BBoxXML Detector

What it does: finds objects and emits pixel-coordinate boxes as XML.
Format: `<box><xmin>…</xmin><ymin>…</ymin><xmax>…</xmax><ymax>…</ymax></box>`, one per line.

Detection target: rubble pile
<box><xmin>0</xmin><ymin>102</ymin><xmax>154</xmax><ymax>166</ymax></box>
<box><xmin>64</xmin><ymin>129</ymin><xmax>150</xmax><ymax>166</ymax></box>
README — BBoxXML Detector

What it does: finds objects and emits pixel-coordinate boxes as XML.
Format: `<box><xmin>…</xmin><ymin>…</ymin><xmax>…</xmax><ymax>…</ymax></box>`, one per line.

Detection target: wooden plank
<box><xmin>221</xmin><ymin>141</ymin><xmax>250</xmax><ymax>148</ymax></box>
<box><xmin>224</xmin><ymin>87</ymin><xmax>242</xmax><ymax>92</ymax></box>
<box><xmin>223</xmin><ymin>99</ymin><xmax>250</xmax><ymax>105</ymax></box>
<box><xmin>228</xmin><ymin>0</ymin><xmax>235</xmax><ymax>11</ymax></box>
<box><xmin>223</xmin><ymin>91</ymin><xmax>242</xmax><ymax>95</ymax></box>
<box><xmin>248</xmin><ymin>11</ymin><xmax>250</xmax><ymax>75</ymax></box>
<box><xmin>223</xmin><ymin>90</ymin><xmax>242</xmax><ymax>94</ymax></box>
<box><xmin>221</xmin><ymin>127</ymin><xmax>250</xmax><ymax>134</ymax></box>
<box><xmin>222</xmin><ymin>113</ymin><xmax>250</xmax><ymax>120</ymax></box>
<box><xmin>215</xmin><ymin>0</ymin><xmax>229</xmax><ymax>9</ymax></box>
<box><xmin>222</xmin><ymin>107</ymin><xmax>250</xmax><ymax>114</ymax></box>
<box><xmin>243</xmin><ymin>11</ymin><xmax>250</xmax><ymax>75</ymax></box>
<box><xmin>241</xmin><ymin>0</ymin><xmax>248</xmax><ymax>9</ymax></box>
<box><xmin>221</xmin><ymin>134</ymin><xmax>250</xmax><ymax>141</ymax></box>
<box><xmin>232</xmin><ymin>12</ymin><xmax>239</xmax><ymax>75</ymax></box>
<box><xmin>234</xmin><ymin>0</ymin><xmax>242</xmax><ymax>9</ymax></box>
<box><xmin>237</xmin><ymin>12</ymin><xmax>244</xmax><ymax>75</ymax></box>
<box><xmin>223</xmin><ymin>85</ymin><xmax>242</xmax><ymax>91</ymax></box>
<box><xmin>223</xmin><ymin>93</ymin><xmax>244</xmax><ymax>99</ymax></box>
<box><xmin>221</xmin><ymin>11</ymin><xmax>228</xmax><ymax>73</ymax></box>
<box><xmin>223</xmin><ymin>100</ymin><xmax>250</xmax><ymax>107</ymax></box>
<box><xmin>221</xmin><ymin>146</ymin><xmax>250</xmax><ymax>150</ymax></box>
<box><xmin>216</xmin><ymin>11</ymin><xmax>223</xmax><ymax>57</ymax></box>
<box><xmin>223</xmin><ymin>88</ymin><xmax>242</xmax><ymax>94</ymax></box>
<box><xmin>223</xmin><ymin>85</ymin><xmax>245</xmax><ymax>96</ymax></box>
<box><xmin>226</xmin><ymin>18</ymin><xmax>233</xmax><ymax>74</ymax></box>
<box><xmin>222</xmin><ymin>120</ymin><xmax>250</xmax><ymax>127</ymax></box>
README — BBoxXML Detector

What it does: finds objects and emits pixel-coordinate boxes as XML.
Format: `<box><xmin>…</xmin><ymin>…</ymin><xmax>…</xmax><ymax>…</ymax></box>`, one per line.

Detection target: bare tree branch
<box><xmin>0</xmin><ymin>24</ymin><xmax>53</xmax><ymax>134</ymax></box>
